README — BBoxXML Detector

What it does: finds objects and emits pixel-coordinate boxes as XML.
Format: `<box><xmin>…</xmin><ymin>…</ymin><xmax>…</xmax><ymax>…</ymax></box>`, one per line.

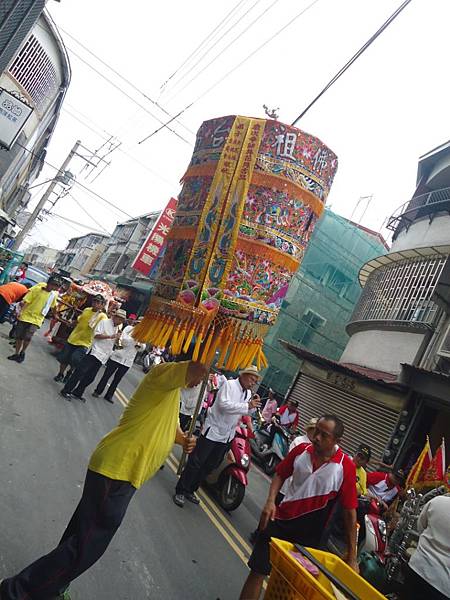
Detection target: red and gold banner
<box><xmin>133</xmin><ymin>116</ymin><xmax>338</xmax><ymax>368</ymax></box>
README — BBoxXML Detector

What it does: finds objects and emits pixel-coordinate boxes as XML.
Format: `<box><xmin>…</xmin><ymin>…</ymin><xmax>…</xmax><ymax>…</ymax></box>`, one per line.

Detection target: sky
<box><xmin>24</xmin><ymin>0</ymin><xmax>450</xmax><ymax>251</ymax></box>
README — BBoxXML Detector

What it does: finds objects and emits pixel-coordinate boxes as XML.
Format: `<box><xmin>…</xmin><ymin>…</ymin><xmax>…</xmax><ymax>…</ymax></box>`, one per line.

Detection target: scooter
<box><xmin>204</xmin><ymin>422</ymin><xmax>251</xmax><ymax>511</ymax></box>
<box><xmin>327</xmin><ymin>496</ymin><xmax>387</xmax><ymax>558</ymax></box>
<box><xmin>250</xmin><ymin>416</ymin><xmax>290</xmax><ymax>475</ymax></box>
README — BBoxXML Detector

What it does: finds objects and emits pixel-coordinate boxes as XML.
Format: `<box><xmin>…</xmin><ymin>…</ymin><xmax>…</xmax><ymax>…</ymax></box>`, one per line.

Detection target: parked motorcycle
<box><xmin>250</xmin><ymin>415</ymin><xmax>290</xmax><ymax>475</ymax></box>
<box><xmin>204</xmin><ymin>422</ymin><xmax>251</xmax><ymax>511</ymax></box>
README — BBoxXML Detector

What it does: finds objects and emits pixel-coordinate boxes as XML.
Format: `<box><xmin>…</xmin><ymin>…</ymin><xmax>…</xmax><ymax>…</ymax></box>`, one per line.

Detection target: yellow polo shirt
<box><xmin>89</xmin><ymin>361</ymin><xmax>189</xmax><ymax>488</ymax></box>
<box><xmin>356</xmin><ymin>465</ymin><xmax>368</xmax><ymax>496</ymax></box>
<box><xmin>19</xmin><ymin>283</ymin><xmax>58</xmax><ymax>327</ymax></box>
<box><xmin>68</xmin><ymin>308</ymin><xmax>106</xmax><ymax>348</ymax></box>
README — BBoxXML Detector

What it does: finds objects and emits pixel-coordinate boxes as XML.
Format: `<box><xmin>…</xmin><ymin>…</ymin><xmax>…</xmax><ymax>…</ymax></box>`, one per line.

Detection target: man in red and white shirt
<box><xmin>240</xmin><ymin>414</ymin><xmax>358</xmax><ymax>600</ymax></box>
<box><xmin>366</xmin><ymin>470</ymin><xmax>404</xmax><ymax>510</ymax></box>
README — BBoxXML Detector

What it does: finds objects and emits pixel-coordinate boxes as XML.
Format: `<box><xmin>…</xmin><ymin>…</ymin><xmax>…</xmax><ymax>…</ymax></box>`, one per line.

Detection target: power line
<box><xmin>66</xmin><ymin>45</ymin><xmax>192</xmax><ymax>145</ymax></box>
<box><xmin>163</xmin><ymin>0</ymin><xmax>264</xmax><ymax>101</ymax></box>
<box><xmin>68</xmin><ymin>193</ymin><xmax>111</xmax><ymax>234</ymax></box>
<box><xmin>50</xmin><ymin>212</ymin><xmax>108</xmax><ymax>235</ymax></box>
<box><xmin>16</xmin><ymin>141</ymin><xmax>134</xmax><ymax>219</ymax></box>
<box><xmin>61</xmin><ymin>106</ymin><xmax>176</xmax><ymax>187</ymax></box>
<box><xmin>58</xmin><ymin>25</ymin><xmax>194</xmax><ymax>136</ymax></box>
<box><xmin>139</xmin><ymin>0</ymin><xmax>321</xmax><ymax>145</ymax></box>
<box><xmin>291</xmin><ymin>0</ymin><xmax>413</xmax><ymax>125</ymax></box>
<box><xmin>159</xmin><ymin>0</ymin><xmax>247</xmax><ymax>94</ymax></box>
<box><xmin>165</xmin><ymin>0</ymin><xmax>280</xmax><ymax>104</ymax></box>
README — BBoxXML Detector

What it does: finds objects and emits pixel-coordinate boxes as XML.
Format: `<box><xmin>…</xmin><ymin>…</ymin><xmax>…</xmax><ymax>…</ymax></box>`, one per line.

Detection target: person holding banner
<box><xmin>0</xmin><ymin>360</ymin><xmax>207</xmax><ymax>600</ymax></box>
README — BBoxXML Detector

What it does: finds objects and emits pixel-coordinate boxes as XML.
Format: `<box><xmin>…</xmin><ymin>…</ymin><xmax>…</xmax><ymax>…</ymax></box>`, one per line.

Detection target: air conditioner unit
<box><xmin>437</xmin><ymin>324</ymin><xmax>450</xmax><ymax>358</ymax></box>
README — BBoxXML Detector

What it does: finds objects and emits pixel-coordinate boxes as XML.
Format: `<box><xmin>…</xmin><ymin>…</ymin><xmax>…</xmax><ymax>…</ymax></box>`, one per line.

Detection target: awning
<box><xmin>400</xmin><ymin>363</ymin><xmax>450</xmax><ymax>410</ymax></box>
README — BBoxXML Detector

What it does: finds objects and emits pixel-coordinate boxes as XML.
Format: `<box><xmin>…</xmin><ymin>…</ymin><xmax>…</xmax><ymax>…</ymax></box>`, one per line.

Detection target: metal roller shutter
<box><xmin>290</xmin><ymin>374</ymin><xmax>400</xmax><ymax>466</ymax></box>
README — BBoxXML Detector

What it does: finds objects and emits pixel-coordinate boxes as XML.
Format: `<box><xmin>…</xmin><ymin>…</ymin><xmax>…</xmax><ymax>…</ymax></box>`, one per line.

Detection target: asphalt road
<box><xmin>0</xmin><ymin>323</ymin><xmax>271</xmax><ymax>600</ymax></box>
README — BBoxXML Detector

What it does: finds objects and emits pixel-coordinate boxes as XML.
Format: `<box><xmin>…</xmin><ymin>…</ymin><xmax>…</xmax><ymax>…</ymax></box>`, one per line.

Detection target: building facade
<box><xmin>23</xmin><ymin>242</ymin><xmax>57</xmax><ymax>269</ymax></box>
<box><xmin>285</xmin><ymin>142</ymin><xmax>450</xmax><ymax>469</ymax></box>
<box><xmin>0</xmin><ymin>9</ymin><xmax>70</xmax><ymax>235</ymax></box>
<box><xmin>91</xmin><ymin>212</ymin><xmax>159</xmax><ymax>283</ymax></box>
<box><xmin>262</xmin><ymin>210</ymin><xmax>388</xmax><ymax>396</ymax></box>
<box><xmin>54</xmin><ymin>232</ymin><xmax>108</xmax><ymax>278</ymax></box>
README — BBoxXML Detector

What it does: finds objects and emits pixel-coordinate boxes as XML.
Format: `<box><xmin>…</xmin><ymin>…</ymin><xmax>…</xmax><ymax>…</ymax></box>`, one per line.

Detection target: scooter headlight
<box><xmin>241</xmin><ymin>453</ymin><xmax>250</xmax><ymax>468</ymax></box>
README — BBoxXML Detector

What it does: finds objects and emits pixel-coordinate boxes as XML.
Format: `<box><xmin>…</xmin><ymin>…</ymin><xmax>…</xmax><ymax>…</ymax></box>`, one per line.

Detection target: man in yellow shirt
<box><xmin>353</xmin><ymin>444</ymin><xmax>371</xmax><ymax>496</ymax></box>
<box><xmin>53</xmin><ymin>295</ymin><xmax>106</xmax><ymax>383</ymax></box>
<box><xmin>7</xmin><ymin>276</ymin><xmax>60</xmax><ymax>364</ymax></box>
<box><xmin>0</xmin><ymin>360</ymin><xmax>207</xmax><ymax>600</ymax></box>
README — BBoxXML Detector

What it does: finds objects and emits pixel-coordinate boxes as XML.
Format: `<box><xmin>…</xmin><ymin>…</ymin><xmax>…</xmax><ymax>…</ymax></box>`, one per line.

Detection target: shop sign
<box><xmin>0</xmin><ymin>89</ymin><xmax>33</xmax><ymax>150</ymax></box>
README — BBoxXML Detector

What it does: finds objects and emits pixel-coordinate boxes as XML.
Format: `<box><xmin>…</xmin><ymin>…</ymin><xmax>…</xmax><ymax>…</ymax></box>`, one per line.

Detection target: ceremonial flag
<box><xmin>423</xmin><ymin>438</ymin><xmax>446</xmax><ymax>485</ymax></box>
<box><xmin>406</xmin><ymin>436</ymin><xmax>432</xmax><ymax>487</ymax></box>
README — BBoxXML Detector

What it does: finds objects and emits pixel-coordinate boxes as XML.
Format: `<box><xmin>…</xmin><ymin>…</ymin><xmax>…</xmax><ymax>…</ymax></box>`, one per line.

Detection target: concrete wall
<box><xmin>340</xmin><ymin>329</ymin><xmax>425</xmax><ymax>374</ymax></box>
<box><xmin>391</xmin><ymin>214</ymin><xmax>450</xmax><ymax>252</ymax></box>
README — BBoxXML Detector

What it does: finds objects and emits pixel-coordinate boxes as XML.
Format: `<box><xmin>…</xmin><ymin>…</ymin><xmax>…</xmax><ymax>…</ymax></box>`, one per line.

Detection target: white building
<box><xmin>0</xmin><ymin>9</ymin><xmax>70</xmax><ymax>236</ymax></box>
<box><xmin>284</xmin><ymin>142</ymin><xmax>450</xmax><ymax>469</ymax></box>
<box><xmin>24</xmin><ymin>242</ymin><xmax>58</xmax><ymax>269</ymax></box>
<box><xmin>55</xmin><ymin>232</ymin><xmax>109</xmax><ymax>278</ymax></box>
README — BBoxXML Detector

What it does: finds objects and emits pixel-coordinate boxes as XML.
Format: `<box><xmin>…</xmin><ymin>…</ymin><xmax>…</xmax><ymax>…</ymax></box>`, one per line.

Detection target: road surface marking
<box><xmin>169</xmin><ymin>452</ymin><xmax>253</xmax><ymax>556</ymax></box>
<box><xmin>165</xmin><ymin>454</ymin><xmax>250</xmax><ymax>567</ymax></box>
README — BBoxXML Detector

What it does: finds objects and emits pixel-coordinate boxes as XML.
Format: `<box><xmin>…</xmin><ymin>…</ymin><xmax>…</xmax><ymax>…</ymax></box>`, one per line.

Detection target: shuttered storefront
<box><xmin>290</xmin><ymin>374</ymin><xmax>400</xmax><ymax>464</ymax></box>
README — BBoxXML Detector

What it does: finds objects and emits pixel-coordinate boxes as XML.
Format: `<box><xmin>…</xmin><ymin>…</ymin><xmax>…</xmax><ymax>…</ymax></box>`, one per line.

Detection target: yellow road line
<box><xmin>169</xmin><ymin>452</ymin><xmax>253</xmax><ymax>556</ymax></box>
<box><xmin>165</xmin><ymin>455</ymin><xmax>250</xmax><ymax>567</ymax></box>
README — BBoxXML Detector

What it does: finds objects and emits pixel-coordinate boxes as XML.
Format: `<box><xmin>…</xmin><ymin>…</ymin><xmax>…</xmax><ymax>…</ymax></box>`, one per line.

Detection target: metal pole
<box><xmin>176</xmin><ymin>374</ymin><xmax>209</xmax><ymax>475</ymax></box>
<box><xmin>12</xmin><ymin>140</ymin><xmax>81</xmax><ymax>250</ymax></box>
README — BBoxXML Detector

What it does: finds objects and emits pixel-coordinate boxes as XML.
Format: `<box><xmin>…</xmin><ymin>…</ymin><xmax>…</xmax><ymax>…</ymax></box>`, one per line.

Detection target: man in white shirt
<box><xmin>179</xmin><ymin>383</ymin><xmax>207</xmax><ymax>431</ymax></box>
<box><xmin>92</xmin><ymin>321</ymin><xmax>146</xmax><ymax>403</ymax></box>
<box><xmin>60</xmin><ymin>308</ymin><xmax>126</xmax><ymax>403</ymax></box>
<box><xmin>403</xmin><ymin>495</ymin><xmax>450</xmax><ymax>600</ymax></box>
<box><xmin>173</xmin><ymin>365</ymin><xmax>261</xmax><ymax>507</ymax></box>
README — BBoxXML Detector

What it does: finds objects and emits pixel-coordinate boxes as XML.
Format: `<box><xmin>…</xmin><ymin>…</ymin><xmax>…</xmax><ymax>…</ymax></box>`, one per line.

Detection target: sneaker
<box><xmin>172</xmin><ymin>493</ymin><xmax>185</xmax><ymax>507</ymax></box>
<box><xmin>54</xmin><ymin>374</ymin><xmax>64</xmax><ymax>383</ymax></box>
<box><xmin>72</xmin><ymin>395</ymin><xmax>86</xmax><ymax>403</ymax></box>
<box><xmin>185</xmin><ymin>492</ymin><xmax>200</xmax><ymax>505</ymax></box>
<box><xmin>16</xmin><ymin>352</ymin><xmax>25</xmax><ymax>363</ymax></box>
<box><xmin>104</xmin><ymin>396</ymin><xmax>114</xmax><ymax>404</ymax></box>
<box><xmin>7</xmin><ymin>354</ymin><xmax>19</xmax><ymax>361</ymax></box>
<box><xmin>60</xmin><ymin>391</ymin><xmax>72</xmax><ymax>401</ymax></box>
<box><xmin>92</xmin><ymin>391</ymin><xmax>100</xmax><ymax>398</ymax></box>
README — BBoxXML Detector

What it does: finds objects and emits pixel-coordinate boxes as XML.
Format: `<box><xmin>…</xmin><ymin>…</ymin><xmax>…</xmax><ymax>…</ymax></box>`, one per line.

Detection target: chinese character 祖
<box><xmin>273</xmin><ymin>132</ymin><xmax>297</xmax><ymax>160</ymax></box>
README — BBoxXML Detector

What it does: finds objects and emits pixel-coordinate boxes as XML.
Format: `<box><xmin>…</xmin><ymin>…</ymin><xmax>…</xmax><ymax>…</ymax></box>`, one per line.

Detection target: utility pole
<box><xmin>12</xmin><ymin>140</ymin><xmax>81</xmax><ymax>250</ymax></box>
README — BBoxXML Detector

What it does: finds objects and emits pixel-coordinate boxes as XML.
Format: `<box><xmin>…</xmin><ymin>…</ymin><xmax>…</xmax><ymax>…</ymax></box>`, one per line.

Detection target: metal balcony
<box><xmin>387</xmin><ymin>187</ymin><xmax>450</xmax><ymax>238</ymax></box>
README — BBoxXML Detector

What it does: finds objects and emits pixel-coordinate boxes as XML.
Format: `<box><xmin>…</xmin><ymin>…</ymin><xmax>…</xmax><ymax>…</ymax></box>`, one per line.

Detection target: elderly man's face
<box><xmin>312</xmin><ymin>418</ymin><xmax>339</xmax><ymax>457</ymax></box>
<box><xmin>240</xmin><ymin>373</ymin><xmax>259</xmax><ymax>390</ymax></box>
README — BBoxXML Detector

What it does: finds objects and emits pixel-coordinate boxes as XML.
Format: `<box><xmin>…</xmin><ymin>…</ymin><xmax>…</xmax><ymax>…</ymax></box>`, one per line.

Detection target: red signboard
<box><xmin>132</xmin><ymin>197</ymin><xmax>177</xmax><ymax>276</ymax></box>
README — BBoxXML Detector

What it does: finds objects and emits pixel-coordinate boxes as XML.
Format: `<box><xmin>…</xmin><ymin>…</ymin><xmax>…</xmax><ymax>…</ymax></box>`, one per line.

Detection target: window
<box><xmin>294</xmin><ymin>310</ymin><xmax>326</xmax><ymax>345</ymax></box>
<box><xmin>9</xmin><ymin>34</ymin><xmax>58</xmax><ymax>109</ymax></box>
<box><xmin>320</xmin><ymin>264</ymin><xmax>352</xmax><ymax>297</ymax></box>
<box><xmin>437</xmin><ymin>325</ymin><xmax>450</xmax><ymax>358</ymax></box>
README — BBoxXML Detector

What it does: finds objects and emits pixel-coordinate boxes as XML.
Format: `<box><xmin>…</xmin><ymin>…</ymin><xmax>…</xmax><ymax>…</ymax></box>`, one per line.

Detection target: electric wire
<box><xmin>58</xmin><ymin>25</ymin><xmax>194</xmax><ymax>136</ymax></box>
<box><xmin>50</xmin><ymin>212</ymin><xmax>108</xmax><ymax>235</ymax></box>
<box><xmin>66</xmin><ymin>45</ymin><xmax>192</xmax><ymax>145</ymax></box>
<box><xmin>163</xmin><ymin>0</ymin><xmax>264</xmax><ymax>101</ymax></box>
<box><xmin>138</xmin><ymin>0</ymin><xmax>321</xmax><ymax>145</ymax></box>
<box><xmin>291</xmin><ymin>0</ymin><xmax>413</xmax><ymax>125</ymax></box>
<box><xmin>165</xmin><ymin>0</ymin><xmax>280</xmax><ymax>104</ymax></box>
<box><xmin>61</xmin><ymin>106</ymin><xmax>177</xmax><ymax>187</ymax></box>
<box><xmin>16</xmin><ymin>141</ymin><xmax>134</xmax><ymax>219</ymax></box>
<box><xmin>159</xmin><ymin>0</ymin><xmax>247</xmax><ymax>94</ymax></box>
<box><xmin>68</xmin><ymin>193</ymin><xmax>111</xmax><ymax>234</ymax></box>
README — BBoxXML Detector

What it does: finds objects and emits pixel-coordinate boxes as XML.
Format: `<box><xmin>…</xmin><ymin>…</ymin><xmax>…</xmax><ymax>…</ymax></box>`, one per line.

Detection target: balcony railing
<box><xmin>387</xmin><ymin>187</ymin><xmax>450</xmax><ymax>237</ymax></box>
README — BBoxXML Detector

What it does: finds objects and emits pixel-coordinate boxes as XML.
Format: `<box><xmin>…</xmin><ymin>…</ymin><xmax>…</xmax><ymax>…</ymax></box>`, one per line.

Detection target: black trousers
<box><xmin>94</xmin><ymin>359</ymin><xmax>129</xmax><ymax>400</ymax></box>
<box><xmin>175</xmin><ymin>434</ymin><xmax>229</xmax><ymax>495</ymax></box>
<box><xmin>0</xmin><ymin>295</ymin><xmax>10</xmax><ymax>321</ymax></box>
<box><xmin>402</xmin><ymin>565</ymin><xmax>448</xmax><ymax>600</ymax></box>
<box><xmin>0</xmin><ymin>470</ymin><xmax>136</xmax><ymax>600</ymax></box>
<box><xmin>62</xmin><ymin>354</ymin><xmax>102</xmax><ymax>398</ymax></box>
